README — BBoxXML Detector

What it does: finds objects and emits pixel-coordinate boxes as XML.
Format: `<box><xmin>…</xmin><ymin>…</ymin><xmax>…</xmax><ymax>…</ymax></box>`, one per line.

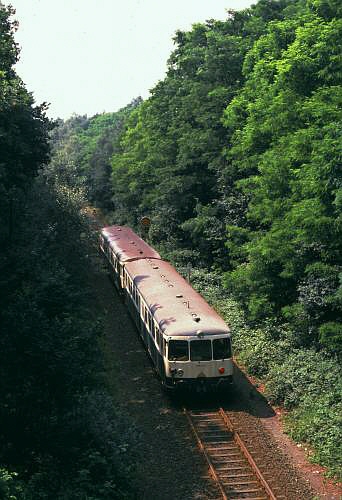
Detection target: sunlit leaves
<box><xmin>222</xmin><ymin>0</ymin><xmax>342</xmax><ymax>352</ymax></box>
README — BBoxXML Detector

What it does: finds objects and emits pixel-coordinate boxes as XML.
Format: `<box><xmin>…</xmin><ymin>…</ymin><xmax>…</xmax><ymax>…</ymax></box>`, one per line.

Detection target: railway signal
<box><xmin>140</xmin><ymin>216</ymin><xmax>151</xmax><ymax>228</ymax></box>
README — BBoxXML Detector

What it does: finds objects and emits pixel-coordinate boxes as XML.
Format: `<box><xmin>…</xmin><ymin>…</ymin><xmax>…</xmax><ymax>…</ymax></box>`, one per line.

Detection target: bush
<box><xmin>319</xmin><ymin>321</ymin><xmax>342</xmax><ymax>352</ymax></box>
<box><xmin>285</xmin><ymin>393</ymin><xmax>342</xmax><ymax>479</ymax></box>
<box><xmin>0</xmin><ymin>469</ymin><xmax>26</xmax><ymax>500</ymax></box>
<box><xmin>266</xmin><ymin>349</ymin><xmax>342</xmax><ymax>409</ymax></box>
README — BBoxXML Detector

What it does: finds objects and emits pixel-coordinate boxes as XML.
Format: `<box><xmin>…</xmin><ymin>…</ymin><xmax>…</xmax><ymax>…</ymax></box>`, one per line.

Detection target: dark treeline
<box><xmin>50</xmin><ymin>0</ymin><xmax>341</xmax><ymax>479</ymax></box>
<box><xmin>0</xmin><ymin>5</ymin><xmax>134</xmax><ymax>498</ymax></box>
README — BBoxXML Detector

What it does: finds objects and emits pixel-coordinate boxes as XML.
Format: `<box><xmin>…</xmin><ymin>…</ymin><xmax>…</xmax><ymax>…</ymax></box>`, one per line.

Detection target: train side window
<box><xmin>213</xmin><ymin>338</ymin><xmax>231</xmax><ymax>359</ymax></box>
<box><xmin>149</xmin><ymin>316</ymin><xmax>154</xmax><ymax>336</ymax></box>
<box><xmin>158</xmin><ymin>330</ymin><xmax>163</xmax><ymax>351</ymax></box>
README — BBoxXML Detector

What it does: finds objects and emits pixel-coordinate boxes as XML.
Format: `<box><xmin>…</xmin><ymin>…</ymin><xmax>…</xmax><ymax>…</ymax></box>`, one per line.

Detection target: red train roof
<box><xmin>125</xmin><ymin>259</ymin><xmax>230</xmax><ymax>338</ymax></box>
<box><xmin>101</xmin><ymin>226</ymin><xmax>161</xmax><ymax>262</ymax></box>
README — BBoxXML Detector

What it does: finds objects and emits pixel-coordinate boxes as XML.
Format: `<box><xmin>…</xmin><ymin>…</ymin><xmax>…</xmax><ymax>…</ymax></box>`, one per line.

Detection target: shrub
<box><xmin>285</xmin><ymin>393</ymin><xmax>342</xmax><ymax>479</ymax></box>
<box><xmin>319</xmin><ymin>321</ymin><xmax>342</xmax><ymax>352</ymax></box>
<box><xmin>266</xmin><ymin>349</ymin><xmax>342</xmax><ymax>409</ymax></box>
<box><xmin>0</xmin><ymin>469</ymin><xmax>26</xmax><ymax>500</ymax></box>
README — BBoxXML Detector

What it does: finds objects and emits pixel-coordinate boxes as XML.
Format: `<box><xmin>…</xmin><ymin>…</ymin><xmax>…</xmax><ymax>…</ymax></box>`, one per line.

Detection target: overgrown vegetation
<box><xmin>0</xmin><ymin>5</ymin><xmax>134</xmax><ymax>498</ymax></box>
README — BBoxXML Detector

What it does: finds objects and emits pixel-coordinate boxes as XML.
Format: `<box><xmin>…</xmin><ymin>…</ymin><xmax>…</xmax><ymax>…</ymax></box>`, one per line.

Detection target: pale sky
<box><xmin>5</xmin><ymin>0</ymin><xmax>253</xmax><ymax>119</ymax></box>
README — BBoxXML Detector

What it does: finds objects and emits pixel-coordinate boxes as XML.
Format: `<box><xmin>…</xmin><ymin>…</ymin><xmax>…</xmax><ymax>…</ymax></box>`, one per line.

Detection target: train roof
<box><xmin>125</xmin><ymin>259</ymin><xmax>230</xmax><ymax>338</ymax></box>
<box><xmin>101</xmin><ymin>225</ymin><xmax>161</xmax><ymax>262</ymax></box>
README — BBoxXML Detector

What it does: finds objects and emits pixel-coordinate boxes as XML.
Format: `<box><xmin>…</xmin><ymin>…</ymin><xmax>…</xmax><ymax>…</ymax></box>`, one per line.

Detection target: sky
<box><xmin>4</xmin><ymin>0</ymin><xmax>253</xmax><ymax>119</ymax></box>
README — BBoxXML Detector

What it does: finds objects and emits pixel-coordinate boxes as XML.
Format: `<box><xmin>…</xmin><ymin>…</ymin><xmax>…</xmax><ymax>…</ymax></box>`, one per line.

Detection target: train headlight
<box><xmin>218</xmin><ymin>367</ymin><xmax>225</xmax><ymax>374</ymax></box>
<box><xmin>177</xmin><ymin>369</ymin><xmax>184</xmax><ymax>377</ymax></box>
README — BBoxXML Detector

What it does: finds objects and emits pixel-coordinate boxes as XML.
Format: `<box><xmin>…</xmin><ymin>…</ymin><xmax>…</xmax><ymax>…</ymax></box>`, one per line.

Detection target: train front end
<box><xmin>164</xmin><ymin>333</ymin><xmax>233</xmax><ymax>391</ymax></box>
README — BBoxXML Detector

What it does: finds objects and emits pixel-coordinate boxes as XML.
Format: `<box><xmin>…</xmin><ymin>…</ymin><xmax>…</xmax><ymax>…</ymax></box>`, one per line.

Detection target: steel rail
<box><xmin>184</xmin><ymin>408</ymin><xmax>228</xmax><ymax>500</ymax></box>
<box><xmin>219</xmin><ymin>408</ymin><xmax>277</xmax><ymax>500</ymax></box>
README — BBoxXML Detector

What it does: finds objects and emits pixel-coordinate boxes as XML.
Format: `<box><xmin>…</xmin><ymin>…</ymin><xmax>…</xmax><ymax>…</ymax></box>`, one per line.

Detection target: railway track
<box><xmin>185</xmin><ymin>407</ymin><xmax>281</xmax><ymax>500</ymax></box>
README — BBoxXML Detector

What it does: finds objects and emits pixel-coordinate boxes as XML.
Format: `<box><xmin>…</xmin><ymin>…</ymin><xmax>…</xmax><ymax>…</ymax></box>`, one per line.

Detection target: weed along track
<box><xmin>185</xmin><ymin>407</ymin><xmax>280</xmax><ymax>500</ymax></box>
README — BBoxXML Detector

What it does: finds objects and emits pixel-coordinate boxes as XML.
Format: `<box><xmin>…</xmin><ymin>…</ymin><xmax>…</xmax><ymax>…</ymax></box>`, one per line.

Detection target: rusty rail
<box><xmin>219</xmin><ymin>408</ymin><xmax>277</xmax><ymax>500</ymax></box>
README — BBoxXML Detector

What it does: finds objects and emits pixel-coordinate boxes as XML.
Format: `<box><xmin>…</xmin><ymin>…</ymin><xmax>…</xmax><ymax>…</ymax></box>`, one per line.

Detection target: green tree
<box><xmin>112</xmin><ymin>4</ymin><xmax>292</xmax><ymax>259</ymax></box>
<box><xmin>0</xmin><ymin>4</ymin><xmax>51</xmax><ymax>244</ymax></box>
<box><xmin>222</xmin><ymin>1</ymin><xmax>342</xmax><ymax>352</ymax></box>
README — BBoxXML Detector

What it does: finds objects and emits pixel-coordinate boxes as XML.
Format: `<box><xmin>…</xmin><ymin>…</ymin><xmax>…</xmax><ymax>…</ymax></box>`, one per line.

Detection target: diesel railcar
<box><xmin>100</xmin><ymin>225</ymin><xmax>233</xmax><ymax>390</ymax></box>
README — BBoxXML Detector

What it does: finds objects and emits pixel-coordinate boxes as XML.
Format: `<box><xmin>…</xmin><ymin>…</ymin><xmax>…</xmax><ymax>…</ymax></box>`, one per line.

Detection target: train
<box><xmin>99</xmin><ymin>225</ymin><xmax>233</xmax><ymax>391</ymax></box>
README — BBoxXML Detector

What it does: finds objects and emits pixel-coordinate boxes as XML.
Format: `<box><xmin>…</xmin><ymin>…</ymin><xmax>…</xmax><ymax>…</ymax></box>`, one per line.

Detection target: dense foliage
<box><xmin>0</xmin><ymin>4</ymin><xmax>50</xmax><ymax>244</ymax></box>
<box><xmin>0</xmin><ymin>5</ymin><xmax>134</xmax><ymax>498</ymax></box>
<box><xmin>222</xmin><ymin>0</ymin><xmax>342</xmax><ymax>354</ymax></box>
<box><xmin>1</xmin><ymin>178</ymin><xmax>134</xmax><ymax>499</ymax></box>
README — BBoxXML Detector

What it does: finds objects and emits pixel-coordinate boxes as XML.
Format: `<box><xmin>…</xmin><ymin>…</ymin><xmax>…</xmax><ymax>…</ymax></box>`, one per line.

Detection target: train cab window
<box><xmin>190</xmin><ymin>340</ymin><xmax>212</xmax><ymax>361</ymax></box>
<box><xmin>168</xmin><ymin>340</ymin><xmax>189</xmax><ymax>361</ymax></box>
<box><xmin>213</xmin><ymin>338</ymin><xmax>232</xmax><ymax>360</ymax></box>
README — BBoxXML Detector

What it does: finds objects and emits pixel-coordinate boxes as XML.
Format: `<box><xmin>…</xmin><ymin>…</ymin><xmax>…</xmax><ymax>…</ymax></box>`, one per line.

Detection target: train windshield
<box><xmin>190</xmin><ymin>340</ymin><xmax>212</xmax><ymax>361</ymax></box>
<box><xmin>213</xmin><ymin>338</ymin><xmax>231</xmax><ymax>360</ymax></box>
<box><xmin>168</xmin><ymin>340</ymin><xmax>189</xmax><ymax>361</ymax></box>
